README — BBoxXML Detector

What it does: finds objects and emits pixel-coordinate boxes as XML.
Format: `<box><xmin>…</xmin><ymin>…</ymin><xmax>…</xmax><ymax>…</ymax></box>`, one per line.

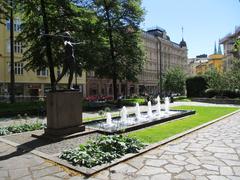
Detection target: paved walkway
<box><xmin>0</xmin><ymin>109</ymin><xmax>240</xmax><ymax>179</ymax></box>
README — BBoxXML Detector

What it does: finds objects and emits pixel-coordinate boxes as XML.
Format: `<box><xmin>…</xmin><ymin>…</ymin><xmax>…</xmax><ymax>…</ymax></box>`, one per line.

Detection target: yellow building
<box><xmin>207</xmin><ymin>54</ymin><xmax>224</xmax><ymax>73</ymax></box>
<box><xmin>196</xmin><ymin>43</ymin><xmax>224</xmax><ymax>75</ymax></box>
<box><xmin>196</xmin><ymin>62</ymin><xmax>208</xmax><ymax>75</ymax></box>
<box><xmin>0</xmin><ymin>19</ymin><xmax>86</xmax><ymax>97</ymax></box>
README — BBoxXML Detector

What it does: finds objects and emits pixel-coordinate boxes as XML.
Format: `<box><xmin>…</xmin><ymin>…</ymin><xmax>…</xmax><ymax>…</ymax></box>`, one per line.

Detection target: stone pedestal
<box><xmin>44</xmin><ymin>90</ymin><xmax>85</xmax><ymax>136</ymax></box>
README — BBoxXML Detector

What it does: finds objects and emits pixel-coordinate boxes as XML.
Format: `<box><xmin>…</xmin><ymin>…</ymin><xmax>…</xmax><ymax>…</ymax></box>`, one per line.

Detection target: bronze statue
<box><xmin>42</xmin><ymin>32</ymin><xmax>83</xmax><ymax>89</ymax></box>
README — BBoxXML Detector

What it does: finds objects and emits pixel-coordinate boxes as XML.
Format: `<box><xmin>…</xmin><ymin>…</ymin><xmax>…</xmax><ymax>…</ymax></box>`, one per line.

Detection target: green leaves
<box><xmin>0</xmin><ymin>122</ymin><xmax>45</xmax><ymax>136</ymax></box>
<box><xmin>0</xmin><ymin>0</ymin><xmax>11</xmax><ymax>24</ymax></box>
<box><xmin>163</xmin><ymin>67</ymin><xmax>186</xmax><ymax>95</ymax></box>
<box><xmin>60</xmin><ymin>135</ymin><xmax>145</xmax><ymax>168</ymax></box>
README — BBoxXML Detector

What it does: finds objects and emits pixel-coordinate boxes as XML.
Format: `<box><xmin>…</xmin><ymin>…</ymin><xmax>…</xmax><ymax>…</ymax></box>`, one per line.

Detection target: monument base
<box><xmin>34</xmin><ymin>90</ymin><xmax>85</xmax><ymax>140</ymax></box>
<box><xmin>44</xmin><ymin>125</ymin><xmax>85</xmax><ymax>137</ymax></box>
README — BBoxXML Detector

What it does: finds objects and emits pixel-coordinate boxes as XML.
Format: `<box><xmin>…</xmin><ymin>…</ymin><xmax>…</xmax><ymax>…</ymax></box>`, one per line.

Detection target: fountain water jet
<box><xmin>164</xmin><ymin>97</ymin><xmax>170</xmax><ymax>114</ymax></box>
<box><xmin>156</xmin><ymin>96</ymin><xmax>162</xmax><ymax>117</ymax></box>
<box><xmin>106</xmin><ymin>113</ymin><xmax>113</xmax><ymax>126</ymax></box>
<box><xmin>147</xmin><ymin>101</ymin><xmax>153</xmax><ymax>118</ymax></box>
<box><xmin>135</xmin><ymin>103</ymin><xmax>141</xmax><ymax>120</ymax></box>
<box><xmin>120</xmin><ymin>106</ymin><xmax>128</xmax><ymax>122</ymax></box>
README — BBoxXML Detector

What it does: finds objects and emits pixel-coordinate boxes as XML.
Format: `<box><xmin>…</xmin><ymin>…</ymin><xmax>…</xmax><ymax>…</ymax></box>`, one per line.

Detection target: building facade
<box><xmin>195</xmin><ymin>44</ymin><xmax>224</xmax><ymax>75</ymax></box>
<box><xmin>0</xmin><ymin>19</ymin><xmax>86</xmax><ymax>98</ymax></box>
<box><xmin>188</xmin><ymin>54</ymin><xmax>208</xmax><ymax>76</ymax></box>
<box><xmin>219</xmin><ymin>26</ymin><xmax>240</xmax><ymax>71</ymax></box>
<box><xmin>86</xmin><ymin>27</ymin><xmax>188</xmax><ymax>97</ymax></box>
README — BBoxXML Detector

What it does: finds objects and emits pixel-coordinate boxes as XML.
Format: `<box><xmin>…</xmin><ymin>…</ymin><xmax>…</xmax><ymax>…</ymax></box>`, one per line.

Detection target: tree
<box><xmin>163</xmin><ymin>67</ymin><xmax>186</xmax><ymax>95</ymax></box>
<box><xmin>0</xmin><ymin>0</ymin><xmax>11</xmax><ymax>24</ymax></box>
<box><xmin>80</xmin><ymin>0</ymin><xmax>145</xmax><ymax>100</ymax></box>
<box><xmin>204</xmin><ymin>68</ymin><xmax>227</xmax><ymax>93</ymax></box>
<box><xmin>232</xmin><ymin>39</ymin><xmax>240</xmax><ymax>59</ymax></box>
<box><xmin>226</xmin><ymin>59</ymin><xmax>240</xmax><ymax>91</ymax></box>
<box><xmin>16</xmin><ymin>0</ymin><xmax>95</xmax><ymax>91</ymax></box>
<box><xmin>0</xmin><ymin>0</ymin><xmax>15</xmax><ymax>103</ymax></box>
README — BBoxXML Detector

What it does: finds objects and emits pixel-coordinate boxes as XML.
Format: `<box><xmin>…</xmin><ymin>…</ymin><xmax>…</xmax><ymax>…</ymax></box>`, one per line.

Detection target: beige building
<box><xmin>86</xmin><ymin>27</ymin><xmax>188</xmax><ymax>97</ymax></box>
<box><xmin>188</xmin><ymin>54</ymin><xmax>208</xmax><ymax>76</ymax></box>
<box><xmin>219</xmin><ymin>26</ymin><xmax>240</xmax><ymax>71</ymax></box>
<box><xmin>0</xmin><ymin>19</ymin><xmax>86</xmax><ymax>98</ymax></box>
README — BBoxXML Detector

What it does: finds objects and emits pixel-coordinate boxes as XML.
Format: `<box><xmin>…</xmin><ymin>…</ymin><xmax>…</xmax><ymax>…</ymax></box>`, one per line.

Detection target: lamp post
<box><xmin>156</xmin><ymin>37</ymin><xmax>163</xmax><ymax>98</ymax></box>
<box><xmin>9</xmin><ymin>0</ymin><xmax>15</xmax><ymax>103</ymax></box>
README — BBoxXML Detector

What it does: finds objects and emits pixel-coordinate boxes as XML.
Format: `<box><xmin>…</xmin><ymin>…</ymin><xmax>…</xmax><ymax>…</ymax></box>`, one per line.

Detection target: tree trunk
<box><xmin>112</xmin><ymin>76</ymin><xmax>117</xmax><ymax>100</ymax></box>
<box><xmin>40</xmin><ymin>0</ymin><xmax>56</xmax><ymax>91</ymax></box>
<box><xmin>104</xmin><ymin>0</ymin><xmax>118</xmax><ymax>100</ymax></box>
<box><xmin>9</xmin><ymin>0</ymin><xmax>15</xmax><ymax>103</ymax></box>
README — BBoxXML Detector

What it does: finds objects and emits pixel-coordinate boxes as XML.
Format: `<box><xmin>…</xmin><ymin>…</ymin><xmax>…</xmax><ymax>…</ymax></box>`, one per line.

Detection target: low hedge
<box><xmin>120</xmin><ymin>98</ymin><xmax>146</xmax><ymax>106</ymax></box>
<box><xmin>0</xmin><ymin>101</ymin><xmax>46</xmax><ymax>117</ymax></box>
<box><xmin>205</xmin><ymin>89</ymin><xmax>240</xmax><ymax>99</ymax></box>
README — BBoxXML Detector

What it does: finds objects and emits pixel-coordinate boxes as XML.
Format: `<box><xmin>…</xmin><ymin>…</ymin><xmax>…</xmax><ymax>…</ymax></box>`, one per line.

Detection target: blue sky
<box><xmin>141</xmin><ymin>0</ymin><xmax>240</xmax><ymax>58</ymax></box>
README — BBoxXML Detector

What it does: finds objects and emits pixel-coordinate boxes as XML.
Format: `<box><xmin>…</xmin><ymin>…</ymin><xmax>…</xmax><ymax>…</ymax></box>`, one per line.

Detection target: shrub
<box><xmin>120</xmin><ymin>98</ymin><xmax>146</xmax><ymax>106</ymax></box>
<box><xmin>0</xmin><ymin>122</ymin><xmax>45</xmax><ymax>136</ymax></box>
<box><xmin>60</xmin><ymin>135</ymin><xmax>145</xmax><ymax>168</ymax></box>
<box><xmin>205</xmin><ymin>89</ymin><xmax>217</xmax><ymax>98</ymax></box>
<box><xmin>0</xmin><ymin>101</ymin><xmax>46</xmax><ymax>117</ymax></box>
<box><xmin>186</xmin><ymin>76</ymin><xmax>207</xmax><ymax>98</ymax></box>
<box><xmin>205</xmin><ymin>89</ymin><xmax>240</xmax><ymax>99</ymax></box>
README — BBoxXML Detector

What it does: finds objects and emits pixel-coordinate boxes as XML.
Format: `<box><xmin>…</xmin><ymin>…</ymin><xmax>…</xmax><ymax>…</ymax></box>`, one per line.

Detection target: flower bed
<box><xmin>0</xmin><ymin>122</ymin><xmax>45</xmax><ymax>136</ymax></box>
<box><xmin>60</xmin><ymin>135</ymin><xmax>145</xmax><ymax>168</ymax></box>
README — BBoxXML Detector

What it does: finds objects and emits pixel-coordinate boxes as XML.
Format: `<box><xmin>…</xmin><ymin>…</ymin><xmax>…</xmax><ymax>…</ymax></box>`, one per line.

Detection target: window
<box><xmin>14</xmin><ymin>41</ymin><xmax>23</xmax><ymax>53</ymax></box>
<box><xmin>6</xmin><ymin>19</ymin><xmax>21</xmax><ymax>32</ymax></box>
<box><xmin>37</xmin><ymin>68</ymin><xmax>48</xmax><ymax>77</ymax></box>
<box><xmin>14</xmin><ymin>62</ymin><xmax>24</xmax><ymax>75</ymax></box>
<box><xmin>6</xmin><ymin>40</ymin><xmax>23</xmax><ymax>53</ymax></box>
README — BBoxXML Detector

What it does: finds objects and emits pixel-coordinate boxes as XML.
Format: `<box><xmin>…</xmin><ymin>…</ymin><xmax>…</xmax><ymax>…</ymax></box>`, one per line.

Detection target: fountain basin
<box><xmin>85</xmin><ymin>110</ymin><xmax>195</xmax><ymax>134</ymax></box>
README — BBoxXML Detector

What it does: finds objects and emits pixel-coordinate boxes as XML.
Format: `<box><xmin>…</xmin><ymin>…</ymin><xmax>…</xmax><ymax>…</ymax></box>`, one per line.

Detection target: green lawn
<box><xmin>128</xmin><ymin>106</ymin><xmax>239</xmax><ymax>144</ymax></box>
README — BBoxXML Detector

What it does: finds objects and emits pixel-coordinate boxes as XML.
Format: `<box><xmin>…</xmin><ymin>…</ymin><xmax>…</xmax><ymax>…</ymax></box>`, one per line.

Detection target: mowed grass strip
<box><xmin>128</xmin><ymin>106</ymin><xmax>239</xmax><ymax>144</ymax></box>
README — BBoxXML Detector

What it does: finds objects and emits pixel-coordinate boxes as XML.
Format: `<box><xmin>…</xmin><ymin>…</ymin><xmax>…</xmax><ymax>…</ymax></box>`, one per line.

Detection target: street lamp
<box><xmin>9</xmin><ymin>0</ymin><xmax>15</xmax><ymax>103</ymax></box>
<box><xmin>156</xmin><ymin>37</ymin><xmax>163</xmax><ymax>98</ymax></box>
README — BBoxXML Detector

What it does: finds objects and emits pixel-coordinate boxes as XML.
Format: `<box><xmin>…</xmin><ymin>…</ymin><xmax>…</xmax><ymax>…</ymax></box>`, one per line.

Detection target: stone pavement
<box><xmin>90</xmin><ymin>111</ymin><xmax>240</xmax><ymax>180</ymax></box>
<box><xmin>0</xmin><ymin>111</ymin><xmax>240</xmax><ymax>179</ymax></box>
<box><xmin>0</xmin><ymin>141</ymin><xmax>73</xmax><ymax>180</ymax></box>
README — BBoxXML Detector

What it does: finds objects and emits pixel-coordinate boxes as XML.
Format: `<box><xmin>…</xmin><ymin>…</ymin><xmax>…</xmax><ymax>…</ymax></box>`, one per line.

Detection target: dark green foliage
<box><xmin>205</xmin><ymin>89</ymin><xmax>240</xmax><ymax>99</ymax></box>
<box><xmin>120</xmin><ymin>98</ymin><xmax>146</xmax><ymax>106</ymax></box>
<box><xmin>186</xmin><ymin>76</ymin><xmax>207</xmax><ymax>98</ymax></box>
<box><xmin>232</xmin><ymin>39</ymin><xmax>240</xmax><ymax>59</ymax></box>
<box><xmin>60</xmin><ymin>135</ymin><xmax>145</xmax><ymax>168</ymax></box>
<box><xmin>0</xmin><ymin>0</ymin><xmax>11</xmax><ymax>24</ymax></box>
<box><xmin>0</xmin><ymin>101</ymin><xmax>46</xmax><ymax>117</ymax></box>
<box><xmin>0</xmin><ymin>122</ymin><xmax>45</xmax><ymax>136</ymax></box>
<box><xmin>16</xmin><ymin>0</ymin><xmax>96</xmax><ymax>89</ymax></box>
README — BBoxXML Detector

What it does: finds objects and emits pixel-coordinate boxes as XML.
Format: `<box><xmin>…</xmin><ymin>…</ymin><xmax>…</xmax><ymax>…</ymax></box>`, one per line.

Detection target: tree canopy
<box><xmin>79</xmin><ymin>0</ymin><xmax>145</xmax><ymax>99</ymax></box>
<box><xmin>163</xmin><ymin>67</ymin><xmax>186</xmax><ymax>95</ymax></box>
<box><xmin>16</xmin><ymin>0</ymin><xmax>97</xmax><ymax>90</ymax></box>
<box><xmin>0</xmin><ymin>0</ymin><xmax>11</xmax><ymax>24</ymax></box>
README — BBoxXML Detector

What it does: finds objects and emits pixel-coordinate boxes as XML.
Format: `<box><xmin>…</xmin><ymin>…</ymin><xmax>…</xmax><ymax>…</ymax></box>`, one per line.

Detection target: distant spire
<box><xmin>218</xmin><ymin>43</ymin><xmax>222</xmax><ymax>55</ymax></box>
<box><xmin>214</xmin><ymin>42</ymin><xmax>217</xmax><ymax>54</ymax></box>
<box><xmin>181</xmin><ymin>26</ymin><xmax>184</xmax><ymax>40</ymax></box>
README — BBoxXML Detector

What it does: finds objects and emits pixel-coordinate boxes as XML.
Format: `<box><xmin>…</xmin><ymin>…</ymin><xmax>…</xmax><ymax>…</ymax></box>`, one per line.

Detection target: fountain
<box><xmin>120</xmin><ymin>106</ymin><xmax>128</xmax><ymax>122</ymax></box>
<box><xmin>156</xmin><ymin>96</ymin><xmax>162</xmax><ymax>117</ymax></box>
<box><xmin>106</xmin><ymin>113</ymin><xmax>113</xmax><ymax>127</ymax></box>
<box><xmin>135</xmin><ymin>103</ymin><xmax>141</xmax><ymax>120</ymax></box>
<box><xmin>147</xmin><ymin>101</ymin><xmax>153</xmax><ymax>118</ymax></box>
<box><xmin>85</xmin><ymin>97</ymin><xmax>195</xmax><ymax>134</ymax></box>
<box><xmin>164</xmin><ymin>97</ymin><xmax>170</xmax><ymax>114</ymax></box>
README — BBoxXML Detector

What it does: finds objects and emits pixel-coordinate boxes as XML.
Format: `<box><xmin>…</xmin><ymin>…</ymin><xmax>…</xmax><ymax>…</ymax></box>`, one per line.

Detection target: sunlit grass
<box><xmin>128</xmin><ymin>106</ymin><xmax>239</xmax><ymax>143</ymax></box>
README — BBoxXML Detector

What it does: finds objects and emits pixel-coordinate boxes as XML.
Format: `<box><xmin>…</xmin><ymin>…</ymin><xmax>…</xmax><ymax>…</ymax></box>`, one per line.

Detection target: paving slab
<box><xmin>0</xmin><ymin>107</ymin><xmax>239</xmax><ymax>180</ymax></box>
